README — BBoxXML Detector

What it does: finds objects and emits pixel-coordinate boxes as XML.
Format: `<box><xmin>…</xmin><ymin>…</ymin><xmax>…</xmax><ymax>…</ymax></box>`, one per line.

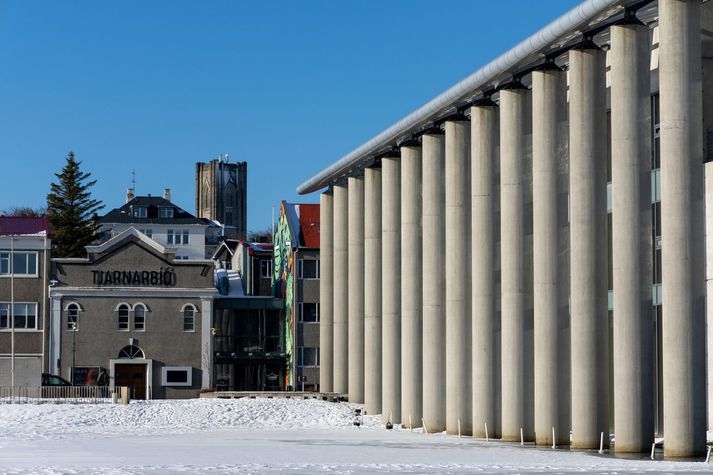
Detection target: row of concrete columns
<box><xmin>319</xmin><ymin>0</ymin><xmax>705</xmax><ymax>458</ymax></box>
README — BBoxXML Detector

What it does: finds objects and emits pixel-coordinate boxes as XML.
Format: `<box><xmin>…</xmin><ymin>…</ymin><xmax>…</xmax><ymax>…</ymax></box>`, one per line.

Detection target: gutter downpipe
<box><xmin>297</xmin><ymin>0</ymin><xmax>624</xmax><ymax>195</ymax></box>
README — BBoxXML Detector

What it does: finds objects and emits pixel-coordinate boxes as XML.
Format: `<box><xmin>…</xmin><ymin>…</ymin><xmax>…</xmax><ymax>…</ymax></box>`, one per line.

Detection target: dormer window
<box><xmin>159</xmin><ymin>207</ymin><xmax>174</xmax><ymax>219</ymax></box>
<box><xmin>132</xmin><ymin>206</ymin><xmax>147</xmax><ymax>218</ymax></box>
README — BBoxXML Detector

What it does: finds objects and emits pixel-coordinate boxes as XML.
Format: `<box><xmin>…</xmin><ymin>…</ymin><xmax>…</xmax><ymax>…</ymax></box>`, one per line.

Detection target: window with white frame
<box><xmin>297</xmin><ymin>347</ymin><xmax>319</xmax><ymax>367</ymax></box>
<box><xmin>298</xmin><ymin>259</ymin><xmax>319</xmax><ymax>279</ymax></box>
<box><xmin>117</xmin><ymin>303</ymin><xmax>130</xmax><ymax>331</ymax></box>
<box><xmin>159</xmin><ymin>207</ymin><xmax>174</xmax><ymax>219</ymax></box>
<box><xmin>138</xmin><ymin>228</ymin><xmax>153</xmax><ymax>238</ymax></box>
<box><xmin>133</xmin><ymin>304</ymin><xmax>147</xmax><ymax>331</ymax></box>
<box><xmin>133</xmin><ymin>207</ymin><xmax>147</xmax><ymax>218</ymax></box>
<box><xmin>66</xmin><ymin>303</ymin><xmax>80</xmax><ymax>331</ymax></box>
<box><xmin>161</xmin><ymin>366</ymin><xmax>192</xmax><ymax>386</ymax></box>
<box><xmin>0</xmin><ymin>251</ymin><xmax>38</xmax><ymax>276</ymax></box>
<box><xmin>299</xmin><ymin>302</ymin><xmax>319</xmax><ymax>323</ymax></box>
<box><xmin>182</xmin><ymin>304</ymin><xmax>196</xmax><ymax>332</ymax></box>
<box><xmin>260</xmin><ymin>259</ymin><xmax>272</xmax><ymax>279</ymax></box>
<box><xmin>167</xmin><ymin>229</ymin><xmax>189</xmax><ymax>245</ymax></box>
<box><xmin>10</xmin><ymin>303</ymin><xmax>37</xmax><ymax>330</ymax></box>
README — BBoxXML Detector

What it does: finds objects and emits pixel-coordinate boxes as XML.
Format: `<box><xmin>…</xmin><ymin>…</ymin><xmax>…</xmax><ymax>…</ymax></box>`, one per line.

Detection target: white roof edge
<box><xmin>85</xmin><ymin>227</ymin><xmax>169</xmax><ymax>255</ymax></box>
<box><xmin>296</xmin><ymin>0</ymin><xmax>629</xmax><ymax>195</ymax></box>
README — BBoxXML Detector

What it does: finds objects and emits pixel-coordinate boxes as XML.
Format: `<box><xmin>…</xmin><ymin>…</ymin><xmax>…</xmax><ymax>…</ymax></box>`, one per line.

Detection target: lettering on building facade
<box><xmin>91</xmin><ymin>267</ymin><xmax>177</xmax><ymax>286</ymax></box>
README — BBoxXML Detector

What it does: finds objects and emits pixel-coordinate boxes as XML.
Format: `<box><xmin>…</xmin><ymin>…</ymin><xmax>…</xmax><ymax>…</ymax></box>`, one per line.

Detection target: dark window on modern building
<box><xmin>299</xmin><ymin>303</ymin><xmax>319</xmax><ymax>323</ymax></box>
<box><xmin>298</xmin><ymin>259</ymin><xmax>319</xmax><ymax>279</ymax></box>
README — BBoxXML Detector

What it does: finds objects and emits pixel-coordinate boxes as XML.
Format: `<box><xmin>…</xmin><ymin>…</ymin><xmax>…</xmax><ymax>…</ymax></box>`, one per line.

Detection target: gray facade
<box><xmin>0</xmin><ymin>218</ymin><xmax>51</xmax><ymax>387</ymax></box>
<box><xmin>49</xmin><ymin>229</ymin><xmax>215</xmax><ymax>399</ymax></box>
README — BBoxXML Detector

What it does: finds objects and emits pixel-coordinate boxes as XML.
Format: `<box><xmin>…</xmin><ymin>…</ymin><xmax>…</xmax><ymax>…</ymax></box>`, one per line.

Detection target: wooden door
<box><xmin>115</xmin><ymin>364</ymin><xmax>146</xmax><ymax>399</ymax></box>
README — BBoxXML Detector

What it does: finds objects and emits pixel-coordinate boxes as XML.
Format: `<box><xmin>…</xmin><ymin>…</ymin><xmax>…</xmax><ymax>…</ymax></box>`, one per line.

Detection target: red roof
<box><xmin>296</xmin><ymin>204</ymin><xmax>320</xmax><ymax>248</ymax></box>
<box><xmin>0</xmin><ymin>216</ymin><xmax>51</xmax><ymax>236</ymax></box>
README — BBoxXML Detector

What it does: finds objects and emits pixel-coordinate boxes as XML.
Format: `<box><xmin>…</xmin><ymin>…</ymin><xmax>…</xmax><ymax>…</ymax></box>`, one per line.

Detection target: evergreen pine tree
<box><xmin>47</xmin><ymin>152</ymin><xmax>104</xmax><ymax>257</ymax></box>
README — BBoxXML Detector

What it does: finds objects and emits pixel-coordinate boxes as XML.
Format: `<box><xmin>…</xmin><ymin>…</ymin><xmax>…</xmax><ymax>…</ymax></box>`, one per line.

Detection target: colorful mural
<box><xmin>273</xmin><ymin>203</ymin><xmax>295</xmax><ymax>389</ymax></box>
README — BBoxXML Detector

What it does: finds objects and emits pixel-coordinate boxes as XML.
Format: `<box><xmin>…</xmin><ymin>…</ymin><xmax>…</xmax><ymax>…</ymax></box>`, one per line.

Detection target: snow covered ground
<box><xmin>0</xmin><ymin>398</ymin><xmax>710</xmax><ymax>474</ymax></box>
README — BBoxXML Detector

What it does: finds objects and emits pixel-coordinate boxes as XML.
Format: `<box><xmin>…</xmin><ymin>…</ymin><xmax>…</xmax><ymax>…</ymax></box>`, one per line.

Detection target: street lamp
<box><xmin>70</xmin><ymin>321</ymin><xmax>77</xmax><ymax>385</ymax></box>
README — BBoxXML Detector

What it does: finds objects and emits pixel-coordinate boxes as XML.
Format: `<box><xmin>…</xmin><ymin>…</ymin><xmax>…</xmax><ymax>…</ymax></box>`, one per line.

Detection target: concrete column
<box><xmin>382</xmin><ymin>156</ymin><xmax>401</xmax><ymax>424</ymax></box>
<box><xmin>532</xmin><ymin>69</ymin><xmax>569</xmax><ymax>446</ymax></box>
<box><xmin>422</xmin><ymin>131</ymin><xmax>446</xmax><ymax>433</ymax></box>
<box><xmin>569</xmin><ymin>46</ymin><xmax>609</xmax><ymax>449</ymax></box>
<box><xmin>499</xmin><ymin>87</ymin><xmax>534</xmax><ymax>442</ymax></box>
<box><xmin>610</xmin><ymin>23</ymin><xmax>654</xmax><ymax>453</ymax></box>
<box><xmin>348</xmin><ymin>176</ymin><xmax>365</xmax><ymax>403</ymax></box>
<box><xmin>445</xmin><ymin>119</ymin><xmax>472</xmax><ymax>436</ymax></box>
<box><xmin>401</xmin><ymin>144</ymin><xmax>423</xmax><ymax>429</ymax></box>
<box><xmin>471</xmin><ymin>104</ymin><xmax>499</xmax><ymax>439</ymax></box>
<box><xmin>332</xmin><ymin>184</ymin><xmax>349</xmax><ymax>395</ymax></box>
<box><xmin>319</xmin><ymin>192</ymin><xmax>334</xmax><ymax>393</ymax></box>
<box><xmin>659</xmin><ymin>0</ymin><xmax>706</xmax><ymax>458</ymax></box>
<box><xmin>364</xmin><ymin>168</ymin><xmax>382</xmax><ymax>415</ymax></box>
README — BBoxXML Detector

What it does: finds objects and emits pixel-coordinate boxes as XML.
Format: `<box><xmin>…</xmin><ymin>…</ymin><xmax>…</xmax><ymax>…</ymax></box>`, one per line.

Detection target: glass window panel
<box><xmin>167</xmin><ymin>230</ymin><xmax>174</xmax><ymax>245</ymax></box>
<box><xmin>0</xmin><ymin>303</ymin><xmax>9</xmax><ymax>329</ymax></box>
<box><xmin>27</xmin><ymin>252</ymin><xmax>37</xmax><ymax>274</ymax></box>
<box><xmin>183</xmin><ymin>308</ymin><xmax>195</xmax><ymax>331</ymax></box>
<box><xmin>134</xmin><ymin>306</ymin><xmax>145</xmax><ymax>330</ymax></box>
<box><xmin>300</xmin><ymin>260</ymin><xmax>318</xmax><ymax>279</ymax></box>
<box><xmin>1</xmin><ymin>253</ymin><xmax>9</xmax><ymax>274</ymax></box>
<box><xmin>118</xmin><ymin>305</ymin><xmax>130</xmax><ymax>330</ymax></box>
<box><xmin>12</xmin><ymin>253</ymin><xmax>27</xmax><ymax>274</ymax></box>
<box><xmin>182</xmin><ymin>230</ymin><xmax>189</xmax><ymax>245</ymax></box>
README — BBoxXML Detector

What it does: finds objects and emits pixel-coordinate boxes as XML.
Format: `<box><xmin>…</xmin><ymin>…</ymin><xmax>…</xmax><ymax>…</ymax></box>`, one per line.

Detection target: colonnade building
<box><xmin>298</xmin><ymin>0</ymin><xmax>713</xmax><ymax>458</ymax></box>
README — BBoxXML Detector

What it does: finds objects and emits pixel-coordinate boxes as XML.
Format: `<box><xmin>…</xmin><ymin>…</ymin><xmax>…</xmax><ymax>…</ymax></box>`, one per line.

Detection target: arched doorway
<box><xmin>114</xmin><ymin>345</ymin><xmax>148</xmax><ymax>399</ymax></box>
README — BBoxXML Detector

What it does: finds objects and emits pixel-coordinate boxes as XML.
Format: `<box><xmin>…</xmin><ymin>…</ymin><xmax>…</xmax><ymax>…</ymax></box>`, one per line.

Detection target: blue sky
<box><xmin>0</xmin><ymin>0</ymin><xmax>579</xmax><ymax>231</ymax></box>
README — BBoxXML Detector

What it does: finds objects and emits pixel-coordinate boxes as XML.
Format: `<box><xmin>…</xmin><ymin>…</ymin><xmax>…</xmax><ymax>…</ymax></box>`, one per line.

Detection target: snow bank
<box><xmin>0</xmin><ymin>397</ymin><xmax>380</xmax><ymax>441</ymax></box>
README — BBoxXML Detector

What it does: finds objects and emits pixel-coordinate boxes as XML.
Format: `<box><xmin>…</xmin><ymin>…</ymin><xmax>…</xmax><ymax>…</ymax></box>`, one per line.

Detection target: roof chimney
<box><xmin>126</xmin><ymin>188</ymin><xmax>135</xmax><ymax>203</ymax></box>
<box><xmin>163</xmin><ymin>188</ymin><xmax>171</xmax><ymax>201</ymax></box>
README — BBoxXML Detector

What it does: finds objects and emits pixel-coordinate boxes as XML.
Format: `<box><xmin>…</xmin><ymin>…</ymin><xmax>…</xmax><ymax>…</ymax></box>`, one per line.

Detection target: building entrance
<box><xmin>115</xmin><ymin>363</ymin><xmax>147</xmax><ymax>399</ymax></box>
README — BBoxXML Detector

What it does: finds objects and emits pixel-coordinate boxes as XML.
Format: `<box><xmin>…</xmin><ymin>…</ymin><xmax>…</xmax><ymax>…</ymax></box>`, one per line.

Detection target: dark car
<box><xmin>41</xmin><ymin>373</ymin><xmax>72</xmax><ymax>386</ymax></box>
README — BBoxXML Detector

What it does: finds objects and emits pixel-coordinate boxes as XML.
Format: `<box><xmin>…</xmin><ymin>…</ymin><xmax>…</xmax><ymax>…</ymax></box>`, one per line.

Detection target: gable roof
<box><xmin>85</xmin><ymin>227</ymin><xmax>171</xmax><ymax>256</ymax></box>
<box><xmin>282</xmin><ymin>202</ymin><xmax>320</xmax><ymax>249</ymax></box>
<box><xmin>0</xmin><ymin>216</ymin><xmax>51</xmax><ymax>236</ymax></box>
<box><xmin>99</xmin><ymin>196</ymin><xmax>205</xmax><ymax>225</ymax></box>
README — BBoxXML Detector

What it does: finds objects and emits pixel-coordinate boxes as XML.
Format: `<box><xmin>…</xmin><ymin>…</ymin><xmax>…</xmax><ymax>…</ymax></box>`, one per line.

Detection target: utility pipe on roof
<box><xmin>296</xmin><ymin>0</ymin><xmax>625</xmax><ymax>195</ymax></box>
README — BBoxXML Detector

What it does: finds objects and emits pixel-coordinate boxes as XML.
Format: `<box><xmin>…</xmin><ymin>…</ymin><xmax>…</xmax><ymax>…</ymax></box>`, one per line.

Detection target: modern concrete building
<box><xmin>0</xmin><ymin>217</ymin><xmax>51</xmax><ymax>387</ymax></box>
<box><xmin>298</xmin><ymin>0</ymin><xmax>712</xmax><ymax>458</ymax></box>
<box><xmin>195</xmin><ymin>155</ymin><xmax>248</xmax><ymax>241</ymax></box>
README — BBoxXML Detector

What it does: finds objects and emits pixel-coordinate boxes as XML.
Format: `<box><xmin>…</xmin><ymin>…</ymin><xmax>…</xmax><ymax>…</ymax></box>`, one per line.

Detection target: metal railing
<box><xmin>0</xmin><ymin>386</ymin><xmax>129</xmax><ymax>404</ymax></box>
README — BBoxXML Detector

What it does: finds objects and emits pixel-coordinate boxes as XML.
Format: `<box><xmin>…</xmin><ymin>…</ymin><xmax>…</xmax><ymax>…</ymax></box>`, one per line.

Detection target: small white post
<box><xmin>458</xmin><ymin>418</ymin><xmax>462</xmax><ymax>438</ymax></box>
<box><xmin>705</xmin><ymin>446</ymin><xmax>711</xmax><ymax>463</ymax></box>
<box><xmin>599</xmin><ymin>432</ymin><xmax>604</xmax><ymax>454</ymax></box>
<box><xmin>551</xmin><ymin>427</ymin><xmax>556</xmax><ymax>450</ymax></box>
<box><xmin>485</xmin><ymin>422</ymin><xmax>489</xmax><ymax>442</ymax></box>
<box><xmin>520</xmin><ymin>427</ymin><xmax>524</xmax><ymax>446</ymax></box>
<box><xmin>650</xmin><ymin>442</ymin><xmax>656</xmax><ymax>460</ymax></box>
<box><xmin>409</xmin><ymin>414</ymin><xmax>413</xmax><ymax>432</ymax></box>
<box><xmin>422</xmin><ymin>418</ymin><xmax>427</xmax><ymax>434</ymax></box>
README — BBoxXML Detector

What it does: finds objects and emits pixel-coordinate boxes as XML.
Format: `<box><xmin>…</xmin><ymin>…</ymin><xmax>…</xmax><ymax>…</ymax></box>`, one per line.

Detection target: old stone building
<box><xmin>195</xmin><ymin>156</ymin><xmax>247</xmax><ymax>241</ymax></box>
<box><xmin>49</xmin><ymin>228</ymin><xmax>216</xmax><ymax>399</ymax></box>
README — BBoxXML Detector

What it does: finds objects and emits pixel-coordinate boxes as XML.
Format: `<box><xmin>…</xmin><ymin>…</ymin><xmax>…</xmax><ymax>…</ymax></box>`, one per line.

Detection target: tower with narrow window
<box><xmin>195</xmin><ymin>155</ymin><xmax>247</xmax><ymax>240</ymax></box>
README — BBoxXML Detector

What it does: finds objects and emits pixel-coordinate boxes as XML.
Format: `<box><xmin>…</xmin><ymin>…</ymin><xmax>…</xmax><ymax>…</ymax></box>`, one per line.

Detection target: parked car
<box><xmin>41</xmin><ymin>373</ymin><xmax>72</xmax><ymax>386</ymax></box>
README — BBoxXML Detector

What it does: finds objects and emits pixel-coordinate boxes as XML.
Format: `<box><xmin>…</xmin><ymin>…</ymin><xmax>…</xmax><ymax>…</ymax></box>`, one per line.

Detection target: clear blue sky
<box><xmin>0</xmin><ymin>0</ymin><xmax>579</xmax><ymax>231</ymax></box>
